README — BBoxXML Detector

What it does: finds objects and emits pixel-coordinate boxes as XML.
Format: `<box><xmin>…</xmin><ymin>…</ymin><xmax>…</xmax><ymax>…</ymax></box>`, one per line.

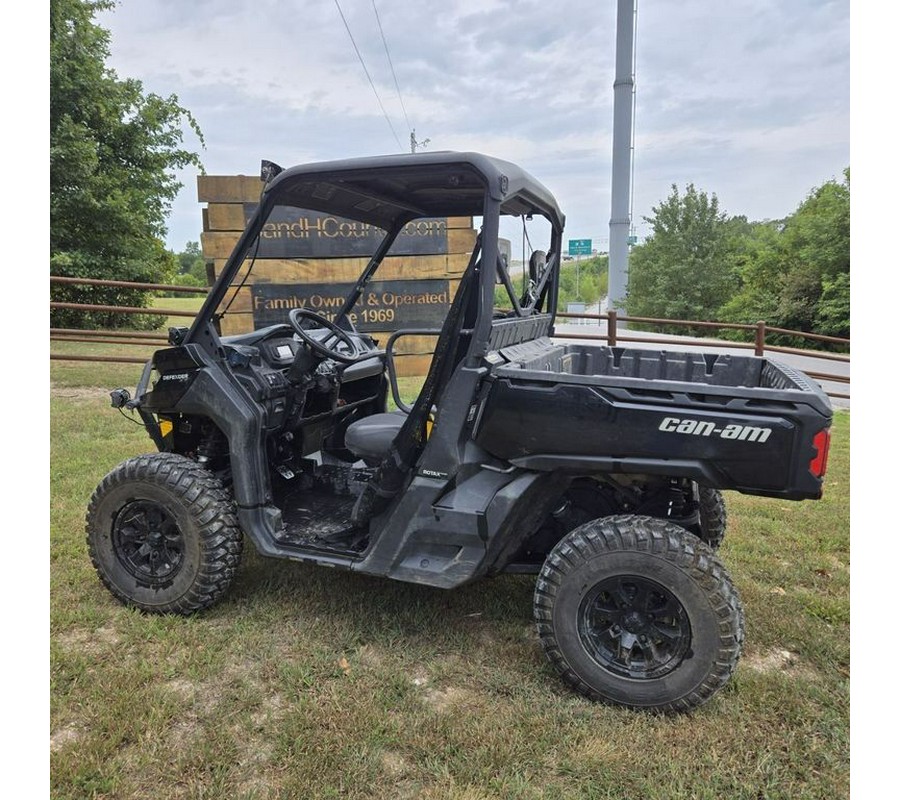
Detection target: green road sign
<box><xmin>627</xmin><ymin>235</ymin><xmax>638</xmax><ymax>245</ymax></box>
<box><xmin>568</xmin><ymin>238</ymin><xmax>592</xmax><ymax>256</ymax></box>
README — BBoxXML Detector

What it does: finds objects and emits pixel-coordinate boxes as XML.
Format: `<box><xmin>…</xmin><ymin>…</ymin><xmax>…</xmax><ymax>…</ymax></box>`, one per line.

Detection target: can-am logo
<box><xmin>658</xmin><ymin>416</ymin><xmax>772</xmax><ymax>443</ymax></box>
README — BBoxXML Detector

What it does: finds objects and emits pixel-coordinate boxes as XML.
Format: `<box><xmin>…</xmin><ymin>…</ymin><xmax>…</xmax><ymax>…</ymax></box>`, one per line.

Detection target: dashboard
<box><xmin>220</xmin><ymin>324</ymin><xmax>387</xmax><ymax>437</ymax></box>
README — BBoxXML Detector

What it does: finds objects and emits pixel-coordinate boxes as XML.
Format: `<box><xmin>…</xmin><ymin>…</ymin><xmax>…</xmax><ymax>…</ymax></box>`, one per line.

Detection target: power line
<box><xmin>371</xmin><ymin>0</ymin><xmax>411</xmax><ymax>136</ymax></box>
<box><xmin>332</xmin><ymin>0</ymin><xmax>403</xmax><ymax>151</ymax></box>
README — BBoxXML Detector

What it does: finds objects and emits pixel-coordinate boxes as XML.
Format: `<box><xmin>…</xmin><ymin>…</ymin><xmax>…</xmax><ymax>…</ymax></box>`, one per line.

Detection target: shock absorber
<box><xmin>196</xmin><ymin>421</ymin><xmax>229</xmax><ymax>468</ymax></box>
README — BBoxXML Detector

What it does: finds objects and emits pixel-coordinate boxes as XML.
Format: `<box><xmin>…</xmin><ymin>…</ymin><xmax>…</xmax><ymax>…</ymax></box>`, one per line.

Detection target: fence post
<box><xmin>608</xmin><ymin>310</ymin><xmax>618</xmax><ymax>347</ymax></box>
<box><xmin>755</xmin><ymin>320</ymin><xmax>766</xmax><ymax>356</ymax></box>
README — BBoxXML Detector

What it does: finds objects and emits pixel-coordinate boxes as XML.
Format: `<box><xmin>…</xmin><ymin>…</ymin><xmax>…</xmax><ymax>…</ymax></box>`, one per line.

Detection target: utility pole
<box><xmin>608</xmin><ymin>0</ymin><xmax>636</xmax><ymax>319</ymax></box>
<box><xmin>410</xmin><ymin>129</ymin><xmax>430</xmax><ymax>154</ymax></box>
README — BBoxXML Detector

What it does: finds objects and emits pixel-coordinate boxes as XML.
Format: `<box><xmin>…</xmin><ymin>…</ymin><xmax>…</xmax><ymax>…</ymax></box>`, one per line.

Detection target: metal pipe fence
<box><xmin>50</xmin><ymin>277</ymin><xmax>850</xmax><ymax>400</ymax></box>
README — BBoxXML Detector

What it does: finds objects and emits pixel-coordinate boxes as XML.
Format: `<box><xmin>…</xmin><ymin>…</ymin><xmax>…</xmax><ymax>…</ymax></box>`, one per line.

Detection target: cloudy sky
<box><xmin>96</xmin><ymin>0</ymin><xmax>849</xmax><ymax>252</ymax></box>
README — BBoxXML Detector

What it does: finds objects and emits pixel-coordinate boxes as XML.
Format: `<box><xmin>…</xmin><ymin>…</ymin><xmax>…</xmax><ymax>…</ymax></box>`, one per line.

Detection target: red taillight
<box><xmin>810</xmin><ymin>428</ymin><xmax>831</xmax><ymax>478</ymax></box>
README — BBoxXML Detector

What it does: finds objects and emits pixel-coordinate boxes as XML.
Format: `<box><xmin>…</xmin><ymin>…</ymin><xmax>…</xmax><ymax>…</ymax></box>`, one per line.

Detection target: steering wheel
<box><xmin>288</xmin><ymin>309</ymin><xmax>366</xmax><ymax>364</ymax></box>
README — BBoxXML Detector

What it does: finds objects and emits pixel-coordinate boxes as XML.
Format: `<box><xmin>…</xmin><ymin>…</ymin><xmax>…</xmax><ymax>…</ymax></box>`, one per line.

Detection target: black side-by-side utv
<box><xmin>87</xmin><ymin>152</ymin><xmax>832</xmax><ymax>712</ymax></box>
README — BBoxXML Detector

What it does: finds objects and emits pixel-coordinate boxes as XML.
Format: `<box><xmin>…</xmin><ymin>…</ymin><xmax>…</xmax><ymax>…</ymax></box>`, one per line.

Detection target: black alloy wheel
<box><xmin>112</xmin><ymin>500</ymin><xmax>185</xmax><ymax>585</ymax></box>
<box><xmin>87</xmin><ymin>452</ymin><xmax>243</xmax><ymax>615</ymax></box>
<box><xmin>578</xmin><ymin>575</ymin><xmax>691</xmax><ymax>680</ymax></box>
<box><xmin>534</xmin><ymin>514</ymin><xmax>744</xmax><ymax>712</ymax></box>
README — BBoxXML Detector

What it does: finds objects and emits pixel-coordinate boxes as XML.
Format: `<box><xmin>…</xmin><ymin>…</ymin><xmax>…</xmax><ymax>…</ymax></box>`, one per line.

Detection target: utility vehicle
<box><xmin>87</xmin><ymin>152</ymin><xmax>833</xmax><ymax>712</ymax></box>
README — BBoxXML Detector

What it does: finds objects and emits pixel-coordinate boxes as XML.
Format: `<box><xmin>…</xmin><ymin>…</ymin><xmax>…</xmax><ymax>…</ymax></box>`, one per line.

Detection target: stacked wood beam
<box><xmin>198</xmin><ymin>175</ymin><xmax>476</xmax><ymax>376</ymax></box>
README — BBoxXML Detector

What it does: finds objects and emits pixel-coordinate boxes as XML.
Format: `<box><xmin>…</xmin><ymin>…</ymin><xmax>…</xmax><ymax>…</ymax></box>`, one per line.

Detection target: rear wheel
<box><xmin>86</xmin><ymin>453</ymin><xmax>243</xmax><ymax>615</ymax></box>
<box><xmin>697</xmin><ymin>486</ymin><xmax>727</xmax><ymax>549</ymax></box>
<box><xmin>534</xmin><ymin>515</ymin><xmax>743</xmax><ymax>712</ymax></box>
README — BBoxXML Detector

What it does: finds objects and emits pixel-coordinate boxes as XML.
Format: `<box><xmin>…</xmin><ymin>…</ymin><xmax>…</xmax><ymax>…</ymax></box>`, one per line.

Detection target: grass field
<box><xmin>50</xmin><ymin>346</ymin><xmax>850</xmax><ymax>799</ymax></box>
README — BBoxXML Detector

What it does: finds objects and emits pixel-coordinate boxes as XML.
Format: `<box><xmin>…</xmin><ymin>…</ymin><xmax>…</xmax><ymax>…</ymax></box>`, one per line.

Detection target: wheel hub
<box><xmin>112</xmin><ymin>500</ymin><xmax>185</xmax><ymax>585</ymax></box>
<box><xmin>622</xmin><ymin>610</ymin><xmax>650</xmax><ymax>634</ymax></box>
<box><xmin>578</xmin><ymin>574</ymin><xmax>692</xmax><ymax>680</ymax></box>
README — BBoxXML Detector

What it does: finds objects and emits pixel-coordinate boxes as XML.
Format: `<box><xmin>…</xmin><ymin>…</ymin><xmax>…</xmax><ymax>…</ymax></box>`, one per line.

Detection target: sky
<box><xmin>94</xmin><ymin>0</ymin><xmax>850</xmax><ymax>253</ymax></box>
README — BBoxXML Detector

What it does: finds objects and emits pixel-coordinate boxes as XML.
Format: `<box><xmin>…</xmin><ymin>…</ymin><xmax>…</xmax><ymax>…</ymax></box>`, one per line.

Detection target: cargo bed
<box><xmin>474</xmin><ymin>339</ymin><xmax>833</xmax><ymax>499</ymax></box>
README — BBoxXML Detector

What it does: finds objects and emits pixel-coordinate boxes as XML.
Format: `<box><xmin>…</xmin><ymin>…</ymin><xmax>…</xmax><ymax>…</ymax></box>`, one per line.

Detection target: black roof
<box><xmin>263</xmin><ymin>151</ymin><xmax>565</xmax><ymax>230</ymax></box>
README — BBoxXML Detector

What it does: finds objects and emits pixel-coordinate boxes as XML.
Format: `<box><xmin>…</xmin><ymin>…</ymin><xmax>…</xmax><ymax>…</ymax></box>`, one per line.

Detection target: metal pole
<box><xmin>608</xmin><ymin>0</ymin><xmax>636</xmax><ymax>320</ymax></box>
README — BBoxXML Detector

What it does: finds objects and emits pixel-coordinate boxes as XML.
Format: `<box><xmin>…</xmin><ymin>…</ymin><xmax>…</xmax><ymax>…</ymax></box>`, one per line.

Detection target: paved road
<box><xmin>552</xmin><ymin>313</ymin><xmax>849</xmax><ymax>409</ymax></box>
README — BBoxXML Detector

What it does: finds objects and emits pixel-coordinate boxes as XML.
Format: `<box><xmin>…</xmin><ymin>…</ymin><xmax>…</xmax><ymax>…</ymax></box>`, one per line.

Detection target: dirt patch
<box><xmin>423</xmin><ymin>685</ymin><xmax>471</xmax><ymax>713</ymax></box>
<box><xmin>743</xmin><ymin>647</ymin><xmax>817</xmax><ymax>680</ymax></box>
<box><xmin>827</xmin><ymin>554</ymin><xmax>850</xmax><ymax>574</ymax></box>
<box><xmin>381</xmin><ymin>750</ymin><xmax>410</xmax><ymax>778</ymax></box>
<box><xmin>408</xmin><ymin>665</ymin><xmax>476</xmax><ymax>712</ymax></box>
<box><xmin>163</xmin><ymin>676</ymin><xmax>221</xmax><ymax>719</ymax></box>
<box><xmin>95</xmin><ymin>626</ymin><xmax>121</xmax><ymax>646</ymax></box>
<box><xmin>162</xmin><ymin>677</ymin><xmax>221</xmax><ymax>751</ymax></box>
<box><xmin>55</xmin><ymin>626</ymin><xmax>120</xmax><ymax>655</ymax></box>
<box><xmin>409</xmin><ymin>667</ymin><xmax>430</xmax><ymax>688</ymax></box>
<box><xmin>357</xmin><ymin>643</ymin><xmax>385</xmax><ymax>668</ymax></box>
<box><xmin>251</xmin><ymin>692</ymin><xmax>287</xmax><ymax>728</ymax></box>
<box><xmin>55</xmin><ymin>629</ymin><xmax>94</xmax><ymax>652</ymax></box>
<box><xmin>50</xmin><ymin>725</ymin><xmax>82</xmax><ymax>753</ymax></box>
<box><xmin>227</xmin><ymin>720</ymin><xmax>280</xmax><ymax>798</ymax></box>
<box><xmin>164</xmin><ymin>678</ymin><xmax>200</xmax><ymax>701</ymax></box>
<box><xmin>232</xmin><ymin>724</ymin><xmax>276</xmax><ymax>766</ymax></box>
<box><xmin>221</xmin><ymin>656</ymin><xmax>265</xmax><ymax>692</ymax></box>
<box><xmin>168</xmin><ymin>717</ymin><xmax>200</xmax><ymax>750</ymax></box>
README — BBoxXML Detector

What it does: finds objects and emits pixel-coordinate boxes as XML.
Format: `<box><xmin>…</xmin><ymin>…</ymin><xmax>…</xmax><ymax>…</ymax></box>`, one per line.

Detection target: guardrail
<box><xmin>50</xmin><ymin>276</ymin><xmax>850</xmax><ymax>400</ymax></box>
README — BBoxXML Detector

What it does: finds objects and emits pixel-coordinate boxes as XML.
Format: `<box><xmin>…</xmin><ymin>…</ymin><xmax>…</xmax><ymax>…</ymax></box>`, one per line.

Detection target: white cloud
<box><xmin>95</xmin><ymin>0</ymin><xmax>848</xmax><ymax>248</ymax></box>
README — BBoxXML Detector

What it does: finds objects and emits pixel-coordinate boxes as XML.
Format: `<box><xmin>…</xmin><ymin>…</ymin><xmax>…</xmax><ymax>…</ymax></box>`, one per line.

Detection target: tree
<box><xmin>50</xmin><ymin>0</ymin><xmax>203</xmax><ymax>328</ymax></box>
<box><xmin>815</xmin><ymin>273</ymin><xmax>850</xmax><ymax>338</ymax></box>
<box><xmin>177</xmin><ymin>241</ymin><xmax>204</xmax><ymax>276</ymax></box>
<box><xmin>625</xmin><ymin>184</ymin><xmax>739</xmax><ymax>331</ymax></box>
<box><xmin>164</xmin><ymin>242</ymin><xmax>208</xmax><ymax>296</ymax></box>
<box><xmin>557</xmin><ymin>255</ymin><xmax>609</xmax><ymax>307</ymax></box>
<box><xmin>720</xmin><ymin>169</ymin><xmax>850</xmax><ymax>341</ymax></box>
<box><xmin>626</xmin><ymin>172</ymin><xmax>850</xmax><ymax>347</ymax></box>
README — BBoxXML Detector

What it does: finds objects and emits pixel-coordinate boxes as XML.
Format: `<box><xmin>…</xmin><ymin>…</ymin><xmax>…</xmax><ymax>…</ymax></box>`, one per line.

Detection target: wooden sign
<box><xmin>250</xmin><ymin>279</ymin><xmax>451</xmax><ymax>332</ymax></box>
<box><xmin>244</xmin><ymin>204</ymin><xmax>449</xmax><ymax>259</ymax></box>
<box><xmin>199</xmin><ymin>175</ymin><xmax>475</xmax><ymax>374</ymax></box>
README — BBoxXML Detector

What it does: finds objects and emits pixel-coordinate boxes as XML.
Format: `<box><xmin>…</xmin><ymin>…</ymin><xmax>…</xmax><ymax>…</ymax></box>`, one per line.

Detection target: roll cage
<box><xmin>184</xmin><ymin>151</ymin><xmax>566</xmax><ymax>361</ymax></box>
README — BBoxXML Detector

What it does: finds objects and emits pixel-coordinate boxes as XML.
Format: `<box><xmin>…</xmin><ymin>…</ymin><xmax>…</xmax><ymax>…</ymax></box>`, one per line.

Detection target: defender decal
<box><xmin>658</xmin><ymin>416</ymin><xmax>772</xmax><ymax>443</ymax></box>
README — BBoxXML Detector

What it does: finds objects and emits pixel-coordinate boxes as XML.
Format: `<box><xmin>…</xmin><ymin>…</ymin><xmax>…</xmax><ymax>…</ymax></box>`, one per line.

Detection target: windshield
<box><xmin>214</xmin><ymin>202</ymin><xmax>474</xmax><ymax>338</ymax></box>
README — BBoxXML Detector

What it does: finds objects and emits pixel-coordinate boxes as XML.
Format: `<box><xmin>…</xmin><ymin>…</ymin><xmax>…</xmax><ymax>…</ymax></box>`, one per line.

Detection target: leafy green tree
<box><xmin>721</xmin><ymin>170</ymin><xmax>850</xmax><ymax>342</ymax></box>
<box><xmin>784</xmin><ymin>169</ymin><xmax>850</xmax><ymax>282</ymax></box>
<box><xmin>177</xmin><ymin>241</ymin><xmax>207</xmax><ymax>282</ymax></box>
<box><xmin>50</xmin><ymin>0</ymin><xmax>203</xmax><ymax>329</ymax></box>
<box><xmin>716</xmin><ymin>220</ymin><xmax>782</xmax><ymax>323</ymax></box>
<box><xmin>815</xmin><ymin>273</ymin><xmax>851</xmax><ymax>338</ymax></box>
<box><xmin>178</xmin><ymin>241</ymin><xmax>203</xmax><ymax>274</ymax></box>
<box><xmin>557</xmin><ymin>255</ymin><xmax>608</xmax><ymax>307</ymax></box>
<box><xmin>162</xmin><ymin>242</ymin><xmax>208</xmax><ymax>296</ymax></box>
<box><xmin>625</xmin><ymin>184</ymin><xmax>739</xmax><ymax>332</ymax></box>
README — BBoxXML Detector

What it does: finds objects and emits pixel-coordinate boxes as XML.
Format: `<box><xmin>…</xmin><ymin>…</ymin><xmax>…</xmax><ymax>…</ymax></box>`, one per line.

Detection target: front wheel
<box><xmin>86</xmin><ymin>453</ymin><xmax>243</xmax><ymax>615</ymax></box>
<box><xmin>534</xmin><ymin>515</ymin><xmax>743</xmax><ymax>712</ymax></box>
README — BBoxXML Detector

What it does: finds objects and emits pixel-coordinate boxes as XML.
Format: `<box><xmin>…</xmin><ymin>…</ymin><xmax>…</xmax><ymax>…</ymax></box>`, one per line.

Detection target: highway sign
<box><xmin>568</xmin><ymin>238</ymin><xmax>592</xmax><ymax>256</ymax></box>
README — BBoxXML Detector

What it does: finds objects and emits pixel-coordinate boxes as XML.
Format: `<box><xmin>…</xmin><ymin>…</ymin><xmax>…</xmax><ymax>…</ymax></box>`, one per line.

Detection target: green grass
<box><xmin>50</xmin><ymin>355</ymin><xmax>850</xmax><ymax>799</ymax></box>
